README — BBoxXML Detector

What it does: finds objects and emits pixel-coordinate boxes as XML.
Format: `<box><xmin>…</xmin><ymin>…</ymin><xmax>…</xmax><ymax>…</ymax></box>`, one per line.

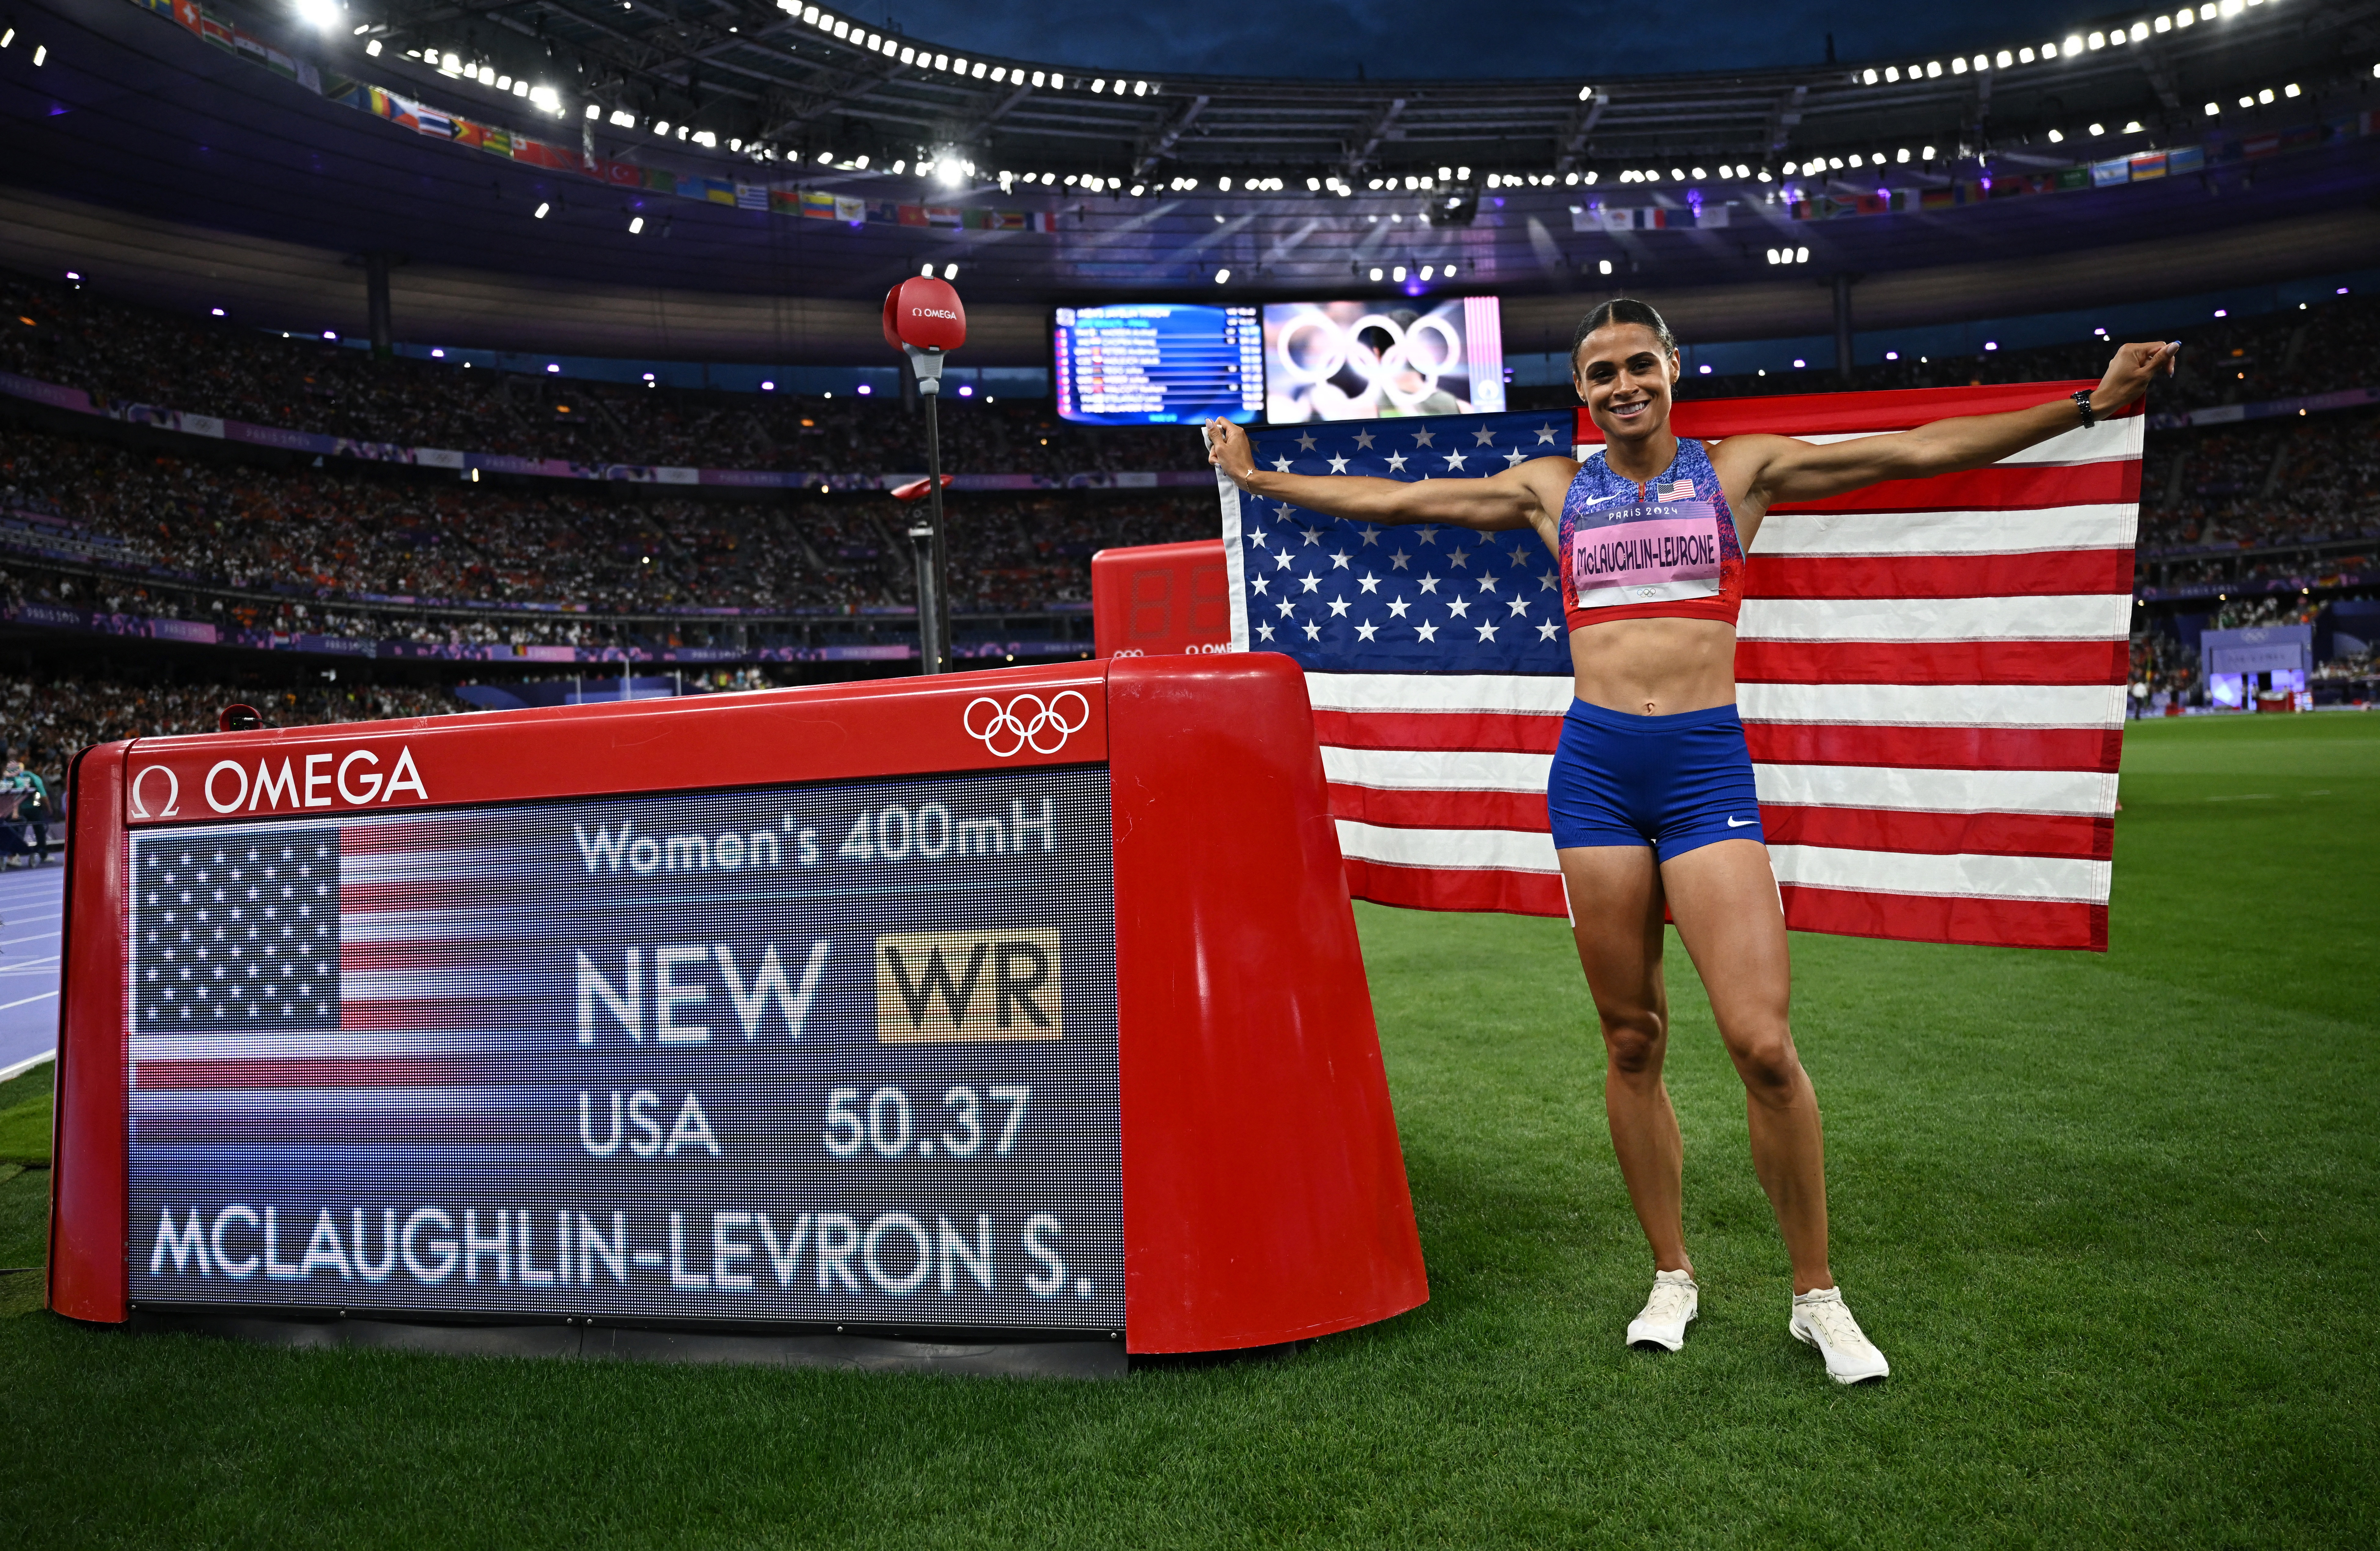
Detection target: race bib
<box><xmin>1570</xmin><ymin>501</ymin><xmax>1724</xmax><ymax>608</ymax></box>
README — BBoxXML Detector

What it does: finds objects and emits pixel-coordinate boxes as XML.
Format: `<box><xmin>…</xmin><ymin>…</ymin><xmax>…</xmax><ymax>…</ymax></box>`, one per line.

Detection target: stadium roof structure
<box><xmin>0</xmin><ymin>0</ymin><xmax>2376</xmax><ymax>361</ymax></box>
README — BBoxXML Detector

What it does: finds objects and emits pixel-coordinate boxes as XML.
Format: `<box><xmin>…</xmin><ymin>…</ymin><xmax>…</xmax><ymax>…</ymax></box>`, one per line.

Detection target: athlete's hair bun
<box><xmin>1571</xmin><ymin>299</ymin><xmax>1680</xmax><ymax>368</ymax></box>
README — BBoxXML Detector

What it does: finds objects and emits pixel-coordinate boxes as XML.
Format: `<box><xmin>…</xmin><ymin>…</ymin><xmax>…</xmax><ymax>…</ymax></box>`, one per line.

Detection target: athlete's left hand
<box><xmin>2090</xmin><ymin>340</ymin><xmax>2181</xmax><ymax>415</ymax></box>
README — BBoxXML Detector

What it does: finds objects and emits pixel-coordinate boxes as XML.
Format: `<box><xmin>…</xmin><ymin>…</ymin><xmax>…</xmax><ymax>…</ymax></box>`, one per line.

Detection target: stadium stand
<box><xmin>4</xmin><ymin>274</ymin><xmax>2375</xmax><ymax>746</ymax></box>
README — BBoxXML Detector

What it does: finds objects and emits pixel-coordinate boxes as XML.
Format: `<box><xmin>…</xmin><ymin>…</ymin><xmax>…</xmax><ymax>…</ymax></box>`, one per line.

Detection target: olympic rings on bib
<box><xmin>962</xmin><ymin>690</ymin><xmax>1092</xmax><ymax>757</ymax></box>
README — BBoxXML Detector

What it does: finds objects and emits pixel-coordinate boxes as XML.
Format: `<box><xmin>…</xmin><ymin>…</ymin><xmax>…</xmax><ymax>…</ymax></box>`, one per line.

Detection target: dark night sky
<box><xmin>838</xmin><ymin>1</ymin><xmax>2126</xmax><ymax>80</ymax></box>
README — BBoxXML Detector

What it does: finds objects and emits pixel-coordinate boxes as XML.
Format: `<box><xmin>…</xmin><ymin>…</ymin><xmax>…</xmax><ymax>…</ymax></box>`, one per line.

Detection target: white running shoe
<box><xmin>1789</xmin><ymin>1287</ymin><xmax>1890</xmax><ymax>1384</ymax></box>
<box><xmin>1626</xmin><ymin>1269</ymin><xmax>1699</xmax><ymax>1351</ymax></box>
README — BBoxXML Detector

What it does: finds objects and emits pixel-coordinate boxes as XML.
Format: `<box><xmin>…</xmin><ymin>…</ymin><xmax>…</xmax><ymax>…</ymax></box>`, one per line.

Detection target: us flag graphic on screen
<box><xmin>1220</xmin><ymin>388</ymin><xmax>2139</xmax><ymax>952</ymax></box>
<box><xmin>135</xmin><ymin>832</ymin><xmax>344</xmax><ymax>1031</ymax></box>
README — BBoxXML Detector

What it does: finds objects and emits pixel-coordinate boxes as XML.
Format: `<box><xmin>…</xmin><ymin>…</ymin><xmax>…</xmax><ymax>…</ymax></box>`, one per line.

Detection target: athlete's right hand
<box><xmin>1205</xmin><ymin>418</ymin><xmax>1259</xmax><ymax>488</ymax></box>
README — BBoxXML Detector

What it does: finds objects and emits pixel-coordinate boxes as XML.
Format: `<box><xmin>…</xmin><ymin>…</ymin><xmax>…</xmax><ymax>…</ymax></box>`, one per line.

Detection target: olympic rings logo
<box><xmin>962</xmin><ymin>691</ymin><xmax>1091</xmax><ymax>758</ymax></box>
<box><xmin>1271</xmin><ymin>304</ymin><xmax>1466</xmax><ymax>417</ymax></box>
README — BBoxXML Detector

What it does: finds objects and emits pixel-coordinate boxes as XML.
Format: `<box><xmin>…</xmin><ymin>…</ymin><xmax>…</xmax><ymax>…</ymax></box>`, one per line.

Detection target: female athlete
<box><xmin>1207</xmin><ymin>299</ymin><xmax>2176</xmax><ymax>1384</ymax></box>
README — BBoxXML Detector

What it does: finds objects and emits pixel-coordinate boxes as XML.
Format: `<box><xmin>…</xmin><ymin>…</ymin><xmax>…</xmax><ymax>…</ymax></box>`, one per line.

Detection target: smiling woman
<box><xmin>1204</xmin><ymin>296</ymin><xmax>2180</xmax><ymax>1384</ymax></box>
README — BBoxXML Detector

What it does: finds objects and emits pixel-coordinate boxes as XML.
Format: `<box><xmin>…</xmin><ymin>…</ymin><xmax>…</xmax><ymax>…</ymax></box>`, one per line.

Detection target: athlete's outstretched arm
<box><xmin>1723</xmin><ymin>340</ymin><xmax>2179</xmax><ymax>509</ymax></box>
<box><xmin>1203</xmin><ymin>418</ymin><xmax>1555</xmax><ymax>533</ymax></box>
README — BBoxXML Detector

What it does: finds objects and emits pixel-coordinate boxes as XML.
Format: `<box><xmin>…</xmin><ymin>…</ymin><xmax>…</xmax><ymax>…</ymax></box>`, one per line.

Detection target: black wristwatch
<box><xmin>2072</xmin><ymin>390</ymin><xmax>2098</xmax><ymax>428</ymax></box>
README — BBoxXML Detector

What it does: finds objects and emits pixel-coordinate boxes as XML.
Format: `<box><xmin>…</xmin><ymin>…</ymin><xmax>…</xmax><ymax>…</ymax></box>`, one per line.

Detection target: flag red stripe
<box><xmin>1779</xmin><ymin>884</ymin><xmax>2107</xmax><ymax>951</ymax></box>
<box><xmin>1734</xmin><ymin>638</ymin><xmax>2128</xmax><ymax>685</ymax></box>
<box><xmin>1313</xmin><ymin>708</ymin><xmax>1559</xmax><ymax>754</ymax></box>
<box><xmin>1341</xmin><ymin>857</ymin><xmax>1566</xmax><ymax>917</ymax></box>
<box><xmin>1764</xmin><ymin>459</ymin><xmax>2141</xmax><ymax>514</ymax></box>
<box><xmin>336</xmin><ymin>998</ymin><xmax>512</xmax><ymax>1029</ymax></box>
<box><xmin>133</xmin><ymin>1057</ymin><xmax>473</xmax><ymax>1090</ymax></box>
<box><xmin>1317</xmin><ymin>713</ymin><xmax>2119</xmax><ymax>771</ymax></box>
<box><xmin>1760</xmin><ymin>804</ymin><xmax>2111</xmax><ymax>860</ymax></box>
<box><xmin>1743</xmin><ymin>549</ymin><xmax>2135</xmax><ymax>599</ymax></box>
<box><xmin>1328</xmin><ymin>785</ymin><xmax>1550</xmax><ymax>831</ymax></box>
<box><xmin>1745</xmin><ymin>722</ymin><xmax>2122</xmax><ymax>772</ymax></box>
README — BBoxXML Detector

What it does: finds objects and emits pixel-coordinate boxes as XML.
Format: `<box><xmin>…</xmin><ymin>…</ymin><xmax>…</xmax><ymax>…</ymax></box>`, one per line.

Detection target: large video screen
<box><xmin>1052</xmin><ymin>303</ymin><xmax>1262</xmax><ymax>426</ymax></box>
<box><xmin>125</xmin><ymin>767</ymin><xmax>1123</xmax><ymax>1332</ymax></box>
<box><xmin>1262</xmin><ymin>296</ymin><xmax>1505</xmax><ymax>423</ymax></box>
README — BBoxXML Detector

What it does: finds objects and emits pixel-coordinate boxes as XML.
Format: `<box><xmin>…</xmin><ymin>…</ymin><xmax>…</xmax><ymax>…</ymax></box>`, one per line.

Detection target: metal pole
<box><xmin>913</xmin><ymin>388</ymin><xmax>953</xmax><ymax>674</ymax></box>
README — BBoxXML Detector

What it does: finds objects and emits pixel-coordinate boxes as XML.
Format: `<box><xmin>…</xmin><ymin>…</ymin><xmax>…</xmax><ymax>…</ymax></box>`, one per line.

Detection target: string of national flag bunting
<box><xmin>131</xmin><ymin>0</ymin><xmax>2380</xmax><ymax>238</ymax></box>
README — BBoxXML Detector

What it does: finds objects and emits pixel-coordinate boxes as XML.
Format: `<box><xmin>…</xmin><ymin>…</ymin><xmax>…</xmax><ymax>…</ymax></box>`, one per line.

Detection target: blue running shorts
<box><xmin>1547</xmin><ymin>699</ymin><xmax>1766</xmax><ymax>860</ymax></box>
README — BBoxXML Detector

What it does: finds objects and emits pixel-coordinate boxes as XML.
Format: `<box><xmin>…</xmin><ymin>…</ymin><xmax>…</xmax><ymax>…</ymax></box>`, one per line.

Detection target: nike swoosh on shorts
<box><xmin>1726</xmin><ymin>816</ymin><xmax>1756</xmax><ymax>828</ymax></box>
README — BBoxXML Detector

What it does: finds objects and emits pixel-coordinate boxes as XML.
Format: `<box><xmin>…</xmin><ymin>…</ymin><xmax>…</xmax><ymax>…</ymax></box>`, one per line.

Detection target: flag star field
<box><xmin>1228</xmin><ymin>412</ymin><xmax>1576</xmax><ymax>674</ymax></box>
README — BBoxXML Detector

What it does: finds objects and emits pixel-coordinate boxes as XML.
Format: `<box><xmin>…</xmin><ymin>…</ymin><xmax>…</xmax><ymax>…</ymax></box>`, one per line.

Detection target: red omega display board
<box><xmin>49</xmin><ymin>656</ymin><xmax>1426</xmax><ymax>1362</ymax></box>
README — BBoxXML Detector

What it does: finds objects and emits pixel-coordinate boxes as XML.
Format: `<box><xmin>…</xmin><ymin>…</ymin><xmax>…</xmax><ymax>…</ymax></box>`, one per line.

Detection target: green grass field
<box><xmin>1</xmin><ymin>713</ymin><xmax>2374</xmax><ymax>1548</ymax></box>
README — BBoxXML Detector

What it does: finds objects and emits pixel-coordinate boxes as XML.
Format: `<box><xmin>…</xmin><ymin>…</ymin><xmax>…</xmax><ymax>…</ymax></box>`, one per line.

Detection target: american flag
<box><xmin>1220</xmin><ymin>384</ymin><xmax>2139</xmax><ymax>951</ymax></box>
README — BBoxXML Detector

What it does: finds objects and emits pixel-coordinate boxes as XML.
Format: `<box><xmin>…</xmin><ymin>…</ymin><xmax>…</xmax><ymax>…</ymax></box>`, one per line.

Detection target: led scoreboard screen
<box><xmin>56</xmin><ymin>660</ymin><xmax>1432</xmax><ymax>1362</ymax></box>
<box><xmin>125</xmin><ymin>767</ymin><xmax>1123</xmax><ymax>1331</ymax></box>
<box><xmin>1052</xmin><ymin>303</ymin><xmax>1262</xmax><ymax>426</ymax></box>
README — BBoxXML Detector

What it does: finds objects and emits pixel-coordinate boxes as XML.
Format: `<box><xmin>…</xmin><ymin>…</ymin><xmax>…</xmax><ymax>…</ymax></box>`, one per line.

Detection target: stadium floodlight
<box><xmin>2124</xmin><ymin>119</ymin><xmax>2144</xmax><ymax>131</ymax></box>
<box><xmin>545</xmin><ymin>363</ymin><xmax>560</xmax><ymax>374</ymax></box>
<box><xmin>655</xmin><ymin>121</ymin><xmax>671</xmax><ymax>135</ymax></box>
<box><xmin>534</xmin><ymin>202</ymin><xmax>550</xmax><ymax>219</ymax></box>
<box><xmin>1952</xmin><ymin>56</ymin><xmax>1968</xmax><ymax>73</ymax></box>
<box><xmin>1862</xmin><ymin>68</ymin><xmax>1878</xmax><ymax>84</ymax></box>
<box><xmin>293</xmin><ymin>0</ymin><xmax>337</xmax><ymax>29</ymax></box>
<box><xmin>1599</xmin><ymin>258</ymin><xmax>1613</xmax><ymax>274</ymax></box>
<box><xmin>942</xmin><ymin>263</ymin><xmax>958</xmax><ymax>279</ymax></box>
<box><xmin>1131</xmin><ymin>183</ymin><xmax>1145</xmax><ymax>195</ymax></box>
<box><xmin>1885</xmin><ymin>66</ymin><xmax>1899</xmax><ymax>82</ymax></box>
<box><xmin>1420</xmin><ymin>265</ymin><xmax>1434</xmax><ymax>280</ymax></box>
<box><xmin>1793</xmin><ymin>358</ymin><xmax>1806</xmax><ymax>368</ymax></box>
<box><xmin>2065</xmin><ymin>32</ymin><xmax>2084</xmax><ymax>50</ymax></box>
<box><xmin>2238</xmin><ymin>94</ymin><xmax>2253</xmax><ymax>107</ymax></box>
<box><xmin>1691</xmin><ymin>166</ymin><xmax>1707</xmax><ymax>179</ymax></box>
<box><xmin>2257</xmin><ymin>87</ymin><xmax>2274</xmax><ymax>102</ymax></box>
<box><xmin>1215</xmin><ymin>268</ymin><xmax>1231</xmax><ymax>284</ymax></box>
<box><xmin>919</xmin><ymin>262</ymin><xmax>933</xmax><ymax>277</ymax></box>
<box><xmin>695</xmin><ymin>130</ymin><xmax>716</xmax><ymax>147</ymax></box>
<box><xmin>608</xmin><ymin>109</ymin><xmax>630</xmax><ymax>126</ymax></box>
<box><xmin>322</xmin><ymin>330</ymin><xmax>338</xmax><ymax>339</ymax></box>
<box><xmin>629</xmin><ymin>216</ymin><xmax>644</xmax><ymax>233</ymax></box>
<box><xmin>1392</xmin><ymin>266</ymin><xmax>1406</xmax><ymax>281</ymax></box>
<box><xmin>1438</xmin><ymin>166</ymin><xmax>1452</xmax><ymax>179</ymax></box>
<box><xmin>2283</xmin><ymin>83</ymin><xmax>2300</xmax><ymax>97</ymax></box>
<box><xmin>1795</xmin><ymin>245</ymin><xmax>1808</xmax><ymax>262</ymax></box>
<box><xmin>1050</xmin><ymin>73</ymin><xmax>1064</xmax><ymax>88</ymax></box>
<box><xmin>2048</xmin><ymin>129</ymin><xmax>2065</xmax><ymax>142</ymax></box>
<box><xmin>1368</xmin><ymin>266</ymin><xmax>1384</xmax><ymax>281</ymax></box>
<box><xmin>1092</xmin><ymin>79</ymin><xmax>1104</xmax><ymax>93</ymax></box>
<box><xmin>1922</xmin><ymin>144</ymin><xmax>1936</xmax><ymax>159</ymax></box>
<box><xmin>1984</xmin><ymin>340</ymin><xmax>1999</xmax><ymax>351</ymax></box>
<box><xmin>1307</xmin><ymin>176</ymin><xmax>1320</xmax><ymax>190</ymax></box>
<box><xmin>1926</xmin><ymin>59</ymin><xmax>1941</xmax><ymax>75</ymax></box>
<box><xmin>1996</xmin><ymin>49</ymin><xmax>2013</xmax><ymax>66</ymax></box>
<box><xmin>2088</xmin><ymin>122</ymin><xmax>2105</xmax><ymax>135</ymax></box>
<box><xmin>1218</xmin><ymin>176</ymin><xmax>1232</xmax><ymax>191</ymax></box>
<box><xmin>1443</xmin><ymin>262</ymin><xmax>1457</xmax><ymax>277</ymax></box>
<box><xmin>1584</xmin><ymin>171</ymin><xmax>1599</xmax><ymax>185</ymax></box>
<box><xmin>2204</xmin><ymin>101</ymin><xmax>2221</xmax><ymax>114</ymax></box>
<box><xmin>2175</xmin><ymin>7</ymin><xmax>2193</xmax><ymax>24</ymax></box>
<box><xmin>1135</xmin><ymin>81</ymin><xmax>1149</xmax><ymax>95</ymax></box>
<box><xmin>1766</xmin><ymin>248</ymin><xmax>1779</xmax><ymax>264</ymax></box>
<box><xmin>1755</xmin><ymin>170</ymin><xmax>1770</xmax><ymax>182</ymax></box>
<box><xmin>211</xmin><ymin>307</ymin><xmax>226</xmax><ymax>316</ymax></box>
<box><xmin>1669</xmin><ymin>167</ymin><xmax>1686</xmax><ymax>180</ymax></box>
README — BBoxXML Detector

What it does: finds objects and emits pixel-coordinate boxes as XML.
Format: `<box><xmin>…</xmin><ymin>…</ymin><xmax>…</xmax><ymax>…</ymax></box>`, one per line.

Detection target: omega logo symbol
<box><xmin>129</xmin><ymin>765</ymin><xmax>182</xmax><ymax>819</ymax></box>
<box><xmin>962</xmin><ymin>692</ymin><xmax>1091</xmax><ymax>758</ymax></box>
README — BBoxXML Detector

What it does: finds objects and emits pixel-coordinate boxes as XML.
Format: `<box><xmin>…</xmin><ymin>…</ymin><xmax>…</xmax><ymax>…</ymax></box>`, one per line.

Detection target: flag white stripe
<box><xmin>1306</xmin><ymin>673</ymin><xmax>1570</xmax><ymax>715</ymax></box>
<box><xmin>1336</xmin><ymin>821</ymin><xmax>1560</xmax><ymax>874</ymax></box>
<box><xmin>1753</xmin><ymin>763</ymin><xmax>2116</xmax><ymax>815</ymax></box>
<box><xmin>1768</xmin><ymin>844</ymin><xmax>2109</xmax><ymax>903</ymax></box>
<box><xmin>1737</xmin><ymin>682</ymin><xmax>2125</xmax><ymax>727</ymax></box>
<box><xmin>341</xmin><ymin>969</ymin><xmax>529</xmax><ymax>1002</ymax></box>
<box><xmin>1324</xmin><ymin>747</ymin><xmax>1550</xmax><ymax>792</ymax></box>
<box><xmin>1748</xmin><ymin>505</ymin><xmax>2138</xmax><ymax>556</ymax></box>
<box><xmin>1739</xmin><ymin>593</ymin><xmax>2133</xmax><ymax>642</ymax></box>
<box><xmin>1776</xmin><ymin>421</ymin><xmax>2144</xmax><ymax>463</ymax></box>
